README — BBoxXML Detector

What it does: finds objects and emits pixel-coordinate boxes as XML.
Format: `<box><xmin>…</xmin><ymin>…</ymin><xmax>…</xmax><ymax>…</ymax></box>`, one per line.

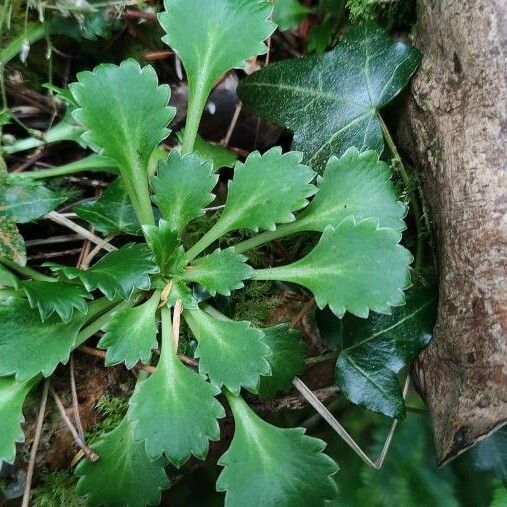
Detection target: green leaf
<box><xmin>177</xmin><ymin>131</ymin><xmax>238</xmax><ymax>168</ymax></box>
<box><xmin>0</xmin><ymin>263</ymin><xmax>19</xmax><ymax>288</ymax></box>
<box><xmin>470</xmin><ymin>428</ymin><xmax>507</xmax><ymax>486</ymax></box>
<box><xmin>0</xmin><ymin>297</ymin><xmax>87</xmax><ymax>381</ymax></box>
<box><xmin>142</xmin><ymin>220</ymin><xmax>185</xmax><ymax>276</ymax></box>
<box><xmin>22</xmin><ymin>280</ymin><xmax>90</xmax><ymax>322</ymax></box>
<box><xmin>0</xmin><ymin>109</ymin><xmax>11</xmax><ymax>127</ymax></box>
<box><xmin>47</xmin><ymin>244</ymin><xmax>159</xmax><ymax>300</ymax></box>
<box><xmin>159</xmin><ymin>0</ymin><xmax>275</xmax><ymax>151</ymax></box>
<box><xmin>255</xmin><ymin>218</ymin><xmax>412</xmax><ymax>318</ymax></box>
<box><xmin>330</xmin><ymin>287</ymin><xmax>435</xmax><ymax>418</ymax></box>
<box><xmin>357</xmin><ymin>415</ymin><xmax>459</xmax><ymax>507</ymax></box>
<box><xmin>0</xmin><ymin>216</ymin><xmax>26</xmax><ymax>265</ymax></box>
<box><xmin>0</xmin><ymin>180</ymin><xmax>66</xmax><ymax>223</ymax></box>
<box><xmin>183</xmin><ymin>248</ymin><xmax>254</xmax><ymax>296</ymax></box>
<box><xmin>0</xmin><ymin>376</ymin><xmax>37</xmax><ymax>465</ymax></box>
<box><xmin>166</xmin><ymin>281</ymin><xmax>198</xmax><ymax>310</ymax></box>
<box><xmin>70</xmin><ymin>59</ymin><xmax>173</xmax><ymax>171</ymax></box>
<box><xmin>257</xmin><ymin>324</ymin><xmax>306</xmax><ymax>398</ymax></box>
<box><xmin>273</xmin><ymin>0</ymin><xmax>311</xmax><ymax>30</ymax></box>
<box><xmin>160</xmin><ymin>0</ymin><xmax>274</xmax><ymax>84</ymax></box>
<box><xmin>152</xmin><ymin>151</ymin><xmax>217</xmax><ymax>234</ymax></box>
<box><xmin>307</xmin><ymin>18</ymin><xmax>336</xmax><ymax>54</ymax></box>
<box><xmin>76</xmin><ymin>417</ymin><xmax>170</xmax><ymax>507</ymax></box>
<box><xmin>217</xmin><ymin>393</ymin><xmax>339</xmax><ymax>506</ymax></box>
<box><xmin>296</xmin><ymin>147</ymin><xmax>406</xmax><ymax>232</ymax></box>
<box><xmin>128</xmin><ymin>308</ymin><xmax>224</xmax><ymax>466</ymax></box>
<box><xmin>491</xmin><ymin>484</ymin><xmax>507</xmax><ymax>507</ymax></box>
<box><xmin>69</xmin><ymin>59</ymin><xmax>174</xmax><ymax>225</ymax></box>
<box><xmin>220</xmin><ymin>148</ymin><xmax>316</xmax><ymax>232</ymax></box>
<box><xmin>98</xmin><ymin>292</ymin><xmax>160</xmax><ymax>369</ymax></box>
<box><xmin>183</xmin><ymin>307</ymin><xmax>271</xmax><ymax>394</ymax></box>
<box><xmin>239</xmin><ymin>24</ymin><xmax>421</xmax><ymax>171</ymax></box>
<box><xmin>74</xmin><ymin>179</ymin><xmax>142</xmax><ymax>236</ymax></box>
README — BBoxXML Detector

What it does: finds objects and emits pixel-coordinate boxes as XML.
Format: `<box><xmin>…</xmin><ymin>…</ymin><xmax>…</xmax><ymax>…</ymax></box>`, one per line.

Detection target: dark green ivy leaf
<box><xmin>74</xmin><ymin>179</ymin><xmax>142</xmax><ymax>236</ymax></box>
<box><xmin>47</xmin><ymin>244</ymin><xmax>159</xmax><ymax>300</ymax></box>
<box><xmin>0</xmin><ymin>179</ymin><xmax>66</xmax><ymax>223</ymax></box>
<box><xmin>76</xmin><ymin>417</ymin><xmax>170</xmax><ymax>507</ymax></box>
<box><xmin>0</xmin><ymin>297</ymin><xmax>87</xmax><ymax>381</ymax></box>
<box><xmin>239</xmin><ymin>24</ymin><xmax>421</xmax><ymax>171</ymax></box>
<box><xmin>22</xmin><ymin>280</ymin><xmax>90</xmax><ymax>322</ymax></box>
<box><xmin>325</xmin><ymin>287</ymin><xmax>436</xmax><ymax>418</ymax></box>
<box><xmin>470</xmin><ymin>428</ymin><xmax>507</xmax><ymax>486</ymax></box>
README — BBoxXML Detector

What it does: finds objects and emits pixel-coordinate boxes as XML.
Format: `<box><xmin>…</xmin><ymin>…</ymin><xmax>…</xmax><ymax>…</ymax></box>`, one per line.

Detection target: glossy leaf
<box><xmin>239</xmin><ymin>24</ymin><xmax>421</xmax><ymax>170</ymax></box>
<box><xmin>128</xmin><ymin>308</ymin><xmax>224</xmax><ymax>466</ymax></box>
<box><xmin>166</xmin><ymin>281</ymin><xmax>198</xmax><ymax>310</ymax></box>
<box><xmin>0</xmin><ymin>376</ymin><xmax>37</xmax><ymax>465</ymax></box>
<box><xmin>70</xmin><ymin>59</ymin><xmax>173</xmax><ymax>172</ymax></box>
<box><xmin>0</xmin><ymin>297</ymin><xmax>87</xmax><ymax>381</ymax></box>
<box><xmin>74</xmin><ymin>179</ymin><xmax>142</xmax><ymax>236</ymax></box>
<box><xmin>22</xmin><ymin>280</ymin><xmax>90</xmax><ymax>322</ymax></box>
<box><xmin>160</xmin><ymin>0</ymin><xmax>274</xmax><ymax>145</ymax></box>
<box><xmin>491</xmin><ymin>485</ymin><xmax>507</xmax><ymax>507</ymax></box>
<box><xmin>143</xmin><ymin>220</ymin><xmax>185</xmax><ymax>276</ymax></box>
<box><xmin>357</xmin><ymin>415</ymin><xmax>459</xmax><ymax>507</ymax></box>
<box><xmin>0</xmin><ymin>264</ymin><xmax>18</xmax><ymax>288</ymax></box>
<box><xmin>152</xmin><ymin>151</ymin><xmax>217</xmax><ymax>233</ymax></box>
<box><xmin>255</xmin><ymin>218</ymin><xmax>412</xmax><ymax>318</ymax></box>
<box><xmin>470</xmin><ymin>428</ymin><xmax>507</xmax><ymax>486</ymax></box>
<box><xmin>98</xmin><ymin>292</ymin><xmax>160</xmax><ymax>369</ymax></box>
<box><xmin>295</xmin><ymin>147</ymin><xmax>406</xmax><ymax>233</ymax></box>
<box><xmin>183</xmin><ymin>307</ymin><xmax>271</xmax><ymax>394</ymax></box>
<box><xmin>70</xmin><ymin>59</ymin><xmax>174</xmax><ymax>225</ymax></box>
<box><xmin>220</xmin><ymin>148</ymin><xmax>316</xmax><ymax>232</ymax></box>
<box><xmin>217</xmin><ymin>393</ymin><xmax>339</xmax><ymax>506</ymax></box>
<box><xmin>273</xmin><ymin>0</ymin><xmax>311</xmax><ymax>30</ymax></box>
<box><xmin>160</xmin><ymin>0</ymin><xmax>274</xmax><ymax>82</ymax></box>
<box><xmin>76</xmin><ymin>417</ymin><xmax>170</xmax><ymax>507</ymax></box>
<box><xmin>0</xmin><ymin>180</ymin><xmax>66</xmax><ymax>223</ymax></box>
<box><xmin>177</xmin><ymin>131</ymin><xmax>238</xmax><ymax>168</ymax></box>
<box><xmin>257</xmin><ymin>324</ymin><xmax>306</xmax><ymax>398</ymax></box>
<box><xmin>0</xmin><ymin>216</ymin><xmax>26</xmax><ymax>265</ymax></box>
<box><xmin>330</xmin><ymin>288</ymin><xmax>436</xmax><ymax>417</ymax></box>
<box><xmin>47</xmin><ymin>244</ymin><xmax>159</xmax><ymax>300</ymax></box>
<box><xmin>183</xmin><ymin>248</ymin><xmax>254</xmax><ymax>296</ymax></box>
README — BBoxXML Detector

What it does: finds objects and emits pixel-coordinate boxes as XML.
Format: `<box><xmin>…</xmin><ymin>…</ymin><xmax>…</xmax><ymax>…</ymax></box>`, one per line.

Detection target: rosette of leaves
<box><xmin>0</xmin><ymin>0</ymin><xmax>425</xmax><ymax>505</ymax></box>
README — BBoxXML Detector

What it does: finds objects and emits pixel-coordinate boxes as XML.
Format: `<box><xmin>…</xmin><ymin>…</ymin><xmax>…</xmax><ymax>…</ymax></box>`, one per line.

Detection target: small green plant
<box><xmin>0</xmin><ymin>0</ymin><xmax>432</xmax><ymax>505</ymax></box>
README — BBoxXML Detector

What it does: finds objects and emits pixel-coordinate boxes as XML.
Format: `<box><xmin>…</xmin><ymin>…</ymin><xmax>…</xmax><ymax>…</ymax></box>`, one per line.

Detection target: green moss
<box><xmin>345</xmin><ymin>0</ymin><xmax>416</xmax><ymax>30</ymax></box>
<box><xmin>86</xmin><ymin>394</ymin><xmax>128</xmax><ymax>444</ymax></box>
<box><xmin>346</xmin><ymin>0</ymin><xmax>377</xmax><ymax>22</ymax></box>
<box><xmin>32</xmin><ymin>470</ymin><xmax>85</xmax><ymax>507</ymax></box>
<box><xmin>232</xmin><ymin>280</ymin><xmax>284</xmax><ymax>327</ymax></box>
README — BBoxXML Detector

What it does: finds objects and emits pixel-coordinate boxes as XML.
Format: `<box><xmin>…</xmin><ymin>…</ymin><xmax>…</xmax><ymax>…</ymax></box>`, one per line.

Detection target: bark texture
<box><xmin>400</xmin><ymin>0</ymin><xmax>507</xmax><ymax>464</ymax></box>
